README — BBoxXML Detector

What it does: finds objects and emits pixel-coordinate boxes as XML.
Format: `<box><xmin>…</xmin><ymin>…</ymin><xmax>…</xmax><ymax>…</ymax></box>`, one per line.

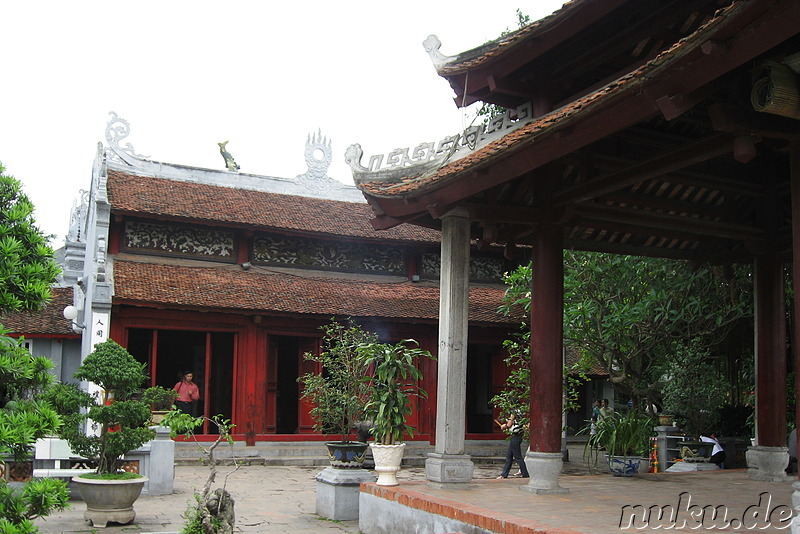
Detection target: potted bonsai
<box><xmin>298</xmin><ymin>319</ymin><xmax>374</xmax><ymax>468</ymax></box>
<box><xmin>142</xmin><ymin>385</ymin><xmax>179</xmax><ymax>425</ymax></box>
<box><xmin>359</xmin><ymin>338</ymin><xmax>433</xmax><ymax>486</ymax></box>
<box><xmin>45</xmin><ymin>339</ymin><xmax>155</xmax><ymax>527</ymax></box>
<box><xmin>584</xmin><ymin>409</ymin><xmax>655</xmax><ymax>476</ymax></box>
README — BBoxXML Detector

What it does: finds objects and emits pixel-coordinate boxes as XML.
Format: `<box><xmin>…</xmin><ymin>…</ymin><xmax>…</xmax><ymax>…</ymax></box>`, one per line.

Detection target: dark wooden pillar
<box><xmin>754</xmin><ymin>252</ymin><xmax>787</xmax><ymax>447</ymax></box>
<box><xmin>790</xmin><ymin>142</ymin><xmax>800</xmax><ymax>471</ymax></box>
<box><xmin>529</xmin><ymin>222</ymin><xmax>564</xmax><ymax>453</ymax></box>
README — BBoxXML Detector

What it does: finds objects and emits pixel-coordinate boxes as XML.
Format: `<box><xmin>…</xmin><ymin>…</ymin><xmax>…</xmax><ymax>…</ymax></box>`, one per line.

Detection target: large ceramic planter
<box><xmin>72</xmin><ymin>475</ymin><xmax>148</xmax><ymax>528</ymax></box>
<box><xmin>370</xmin><ymin>443</ymin><xmax>406</xmax><ymax>486</ymax></box>
<box><xmin>607</xmin><ymin>456</ymin><xmax>642</xmax><ymax>477</ymax></box>
<box><xmin>326</xmin><ymin>442</ymin><xmax>369</xmax><ymax>468</ymax></box>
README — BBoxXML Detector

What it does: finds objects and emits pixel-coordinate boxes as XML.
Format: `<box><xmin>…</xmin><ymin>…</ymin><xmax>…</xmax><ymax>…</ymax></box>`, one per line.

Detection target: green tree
<box><xmin>0</xmin><ymin>163</ymin><xmax>67</xmax><ymax>533</ymax></box>
<box><xmin>0</xmin><ymin>163</ymin><xmax>60</xmax><ymax>313</ymax></box>
<box><xmin>493</xmin><ymin>251</ymin><xmax>751</xmax><ymax>420</ymax></box>
<box><xmin>563</xmin><ymin>252</ymin><xmax>751</xmax><ymax>407</ymax></box>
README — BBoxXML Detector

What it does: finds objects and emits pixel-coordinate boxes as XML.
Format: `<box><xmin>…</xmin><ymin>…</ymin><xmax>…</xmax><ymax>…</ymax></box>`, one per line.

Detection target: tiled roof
<box><xmin>107</xmin><ymin>170</ymin><xmax>441</xmax><ymax>243</ymax></box>
<box><xmin>0</xmin><ymin>287</ymin><xmax>77</xmax><ymax>336</ymax></box>
<box><xmin>435</xmin><ymin>0</ymin><xmax>582</xmax><ymax>75</ymax></box>
<box><xmin>112</xmin><ymin>259</ymin><xmax>514</xmax><ymax>325</ymax></box>
<box><xmin>358</xmin><ymin>1</ymin><xmax>738</xmax><ymax>199</ymax></box>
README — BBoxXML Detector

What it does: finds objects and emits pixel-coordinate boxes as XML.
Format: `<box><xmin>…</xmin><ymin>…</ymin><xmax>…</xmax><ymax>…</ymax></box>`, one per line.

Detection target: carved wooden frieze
<box><xmin>420</xmin><ymin>252</ymin><xmax>506</xmax><ymax>282</ymax></box>
<box><xmin>253</xmin><ymin>233</ymin><xmax>405</xmax><ymax>274</ymax></box>
<box><xmin>123</xmin><ymin>221</ymin><xmax>235</xmax><ymax>261</ymax></box>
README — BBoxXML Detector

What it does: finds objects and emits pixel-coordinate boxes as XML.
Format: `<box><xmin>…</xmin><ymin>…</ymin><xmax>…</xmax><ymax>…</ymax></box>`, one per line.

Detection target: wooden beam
<box><xmin>570</xmin><ymin>203</ymin><xmax>765</xmax><ymax>241</ymax></box>
<box><xmin>553</xmin><ymin>134</ymin><xmax>734</xmax><ymax>206</ymax></box>
<box><xmin>487</xmin><ymin>75</ymin><xmax>537</xmax><ymax>100</ymax></box>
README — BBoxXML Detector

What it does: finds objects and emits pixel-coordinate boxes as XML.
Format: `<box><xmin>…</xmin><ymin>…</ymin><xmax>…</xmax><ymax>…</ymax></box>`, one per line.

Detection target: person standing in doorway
<box><xmin>174</xmin><ymin>371</ymin><xmax>200</xmax><ymax>416</ymax></box>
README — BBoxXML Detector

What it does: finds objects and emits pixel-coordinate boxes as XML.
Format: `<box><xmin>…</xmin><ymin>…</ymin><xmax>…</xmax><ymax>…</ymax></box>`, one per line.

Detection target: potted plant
<box><xmin>359</xmin><ymin>338</ymin><xmax>433</xmax><ymax>486</ymax></box>
<box><xmin>583</xmin><ymin>410</ymin><xmax>655</xmax><ymax>476</ymax></box>
<box><xmin>298</xmin><ymin>319</ymin><xmax>375</xmax><ymax>468</ymax></box>
<box><xmin>45</xmin><ymin>339</ymin><xmax>155</xmax><ymax>527</ymax></box>
<box><xmin>142</xmin><ymin>385</ymin><xmax>179</xmax><ymax>425</ymax></box>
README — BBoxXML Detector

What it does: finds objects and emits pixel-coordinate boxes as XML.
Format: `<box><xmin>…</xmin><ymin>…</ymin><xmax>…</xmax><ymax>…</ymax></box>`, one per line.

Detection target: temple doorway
<box><xmin>127</xmin><ymin>328</ymin><xmax>235</xmax><ymax>433</ymax></box>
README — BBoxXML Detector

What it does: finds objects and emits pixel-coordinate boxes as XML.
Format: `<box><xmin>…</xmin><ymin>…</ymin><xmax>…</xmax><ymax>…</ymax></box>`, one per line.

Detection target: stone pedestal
<box><xmin>425</xmin><ymin>453</ymin><xmax>474</xmax><ymax>484</ymax></box>
<box><xmin>147</xmin><ymin>426</ymin><xmax>175</xmax><ymax>495</ymax></box>
<box><xmin>747</xmin><ymin>445</ymin><xmax>789</xmax><ymax>482</ymax></box>
<box><xmin>521</xmin><ymin>451</ymin><xmax>568</xmax><ymax>495</ymax></box>
<box><xmin>315</xmin><ymin>467</ymin><xmax>374</xmax><ymax>521</ymax></box>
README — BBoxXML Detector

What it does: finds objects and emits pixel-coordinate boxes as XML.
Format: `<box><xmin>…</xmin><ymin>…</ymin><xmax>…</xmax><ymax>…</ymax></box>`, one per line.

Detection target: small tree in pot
<box><xmin>298</xmin><ymin>319</ymin><xmax>374</xmax><ymax>468</ymax></box>
<box><xmin>44</xmin><ymin>339</ymin><xmax>155</xmax><ymax>527</ymax></box>
<box><xmin>142</xmin><ymin>386</ymin><xmax>179</xmax><ymax>425</ymax></box>
<box><xmin>359</xmin><ymin>338</ymin><xmax>433</xmax><ymax>485</ymax></box>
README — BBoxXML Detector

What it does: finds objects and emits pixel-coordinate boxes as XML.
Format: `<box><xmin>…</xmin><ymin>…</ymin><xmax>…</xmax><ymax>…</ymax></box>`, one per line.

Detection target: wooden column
<box><xmin>528</xmin><ymin>221</ymin><xmax>564</xmax><ymax>453</ymax></box>
<box><xmin>753</xmin><ymin>252</ymin><xmax>787</xmax><ymax>447</ymax></box>
<box><xmin>791</xmin><ymin>141</ymin><xmax>800</xmax><ymax>465</ymax></box>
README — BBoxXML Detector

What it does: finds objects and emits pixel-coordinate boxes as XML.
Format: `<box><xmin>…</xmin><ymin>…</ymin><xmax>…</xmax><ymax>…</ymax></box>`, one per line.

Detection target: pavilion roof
<box><xmin>107</xmin><ymin>170</ymin><xmax>441</xmax><ymax>244</ymax></box>
<box><xmin>0</xmin><ymin>287</ymin><xmax>77</xmax><ymax>337</ymax></box>
<box><xmin>112</xmin><ymin>259</ymin><xmax>514</xmax><ymax>325</ymax></box>
<box><xmin>349</xmin><ymin>0</ymin><xmax>800</xmax><ymax>261</ymax></box>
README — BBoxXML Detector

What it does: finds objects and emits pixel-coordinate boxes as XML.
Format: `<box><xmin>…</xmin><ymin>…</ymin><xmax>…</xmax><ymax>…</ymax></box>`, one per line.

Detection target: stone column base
<box><xmin>521</xmin><ymin>451</ymin><xmax>569</xmax><ymax>495</ymax></box>
<box><xmin>316</xmin><ymin>467</ymin><xmax>375</xmax><ymax>521</ymax></box>
<box><xmin>746</xmin><ymin>445</ymin><xmax>789</xmax><ymax>482</ymax></box>
<box><xmin>425</xmin><ymin>453</ymin><xmax>473</xmax><ymax>484</ymax></box>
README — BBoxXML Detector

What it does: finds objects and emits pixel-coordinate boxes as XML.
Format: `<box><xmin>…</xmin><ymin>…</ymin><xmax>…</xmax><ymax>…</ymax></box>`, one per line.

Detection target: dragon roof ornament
<box><xmin>423</xmin><ymin>35</ymin><xmax>455</xmax><ymax>71</ymax></box>
<box><xmin>105</xmin><ymin>111</ymin><xmax>148</xmax><ymax>165</ymax></box>
<box><xmin>345</xmin><ymin>101</ymin><xmax>534</xmax><ymax>184</ymax></box>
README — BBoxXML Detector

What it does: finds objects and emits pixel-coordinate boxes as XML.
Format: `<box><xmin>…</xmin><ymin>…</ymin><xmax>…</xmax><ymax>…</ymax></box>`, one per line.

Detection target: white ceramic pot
<box><xmin>370</xmin><ymin>442</ymin><xmax>406</xmax><ymax>486</ymax></box>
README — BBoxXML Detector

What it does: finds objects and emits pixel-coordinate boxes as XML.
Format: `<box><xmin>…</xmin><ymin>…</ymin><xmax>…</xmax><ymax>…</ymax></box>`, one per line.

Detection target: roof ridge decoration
<box><xmin>345</xmin><ymin>101</ymin><xmax>534</xmax><ymax>183</ymax></box>
<box><xmin>295</xmin><ymin>130</ymin><xmax>341</xmax><ymax>195</ymax></box>
<box><xmin>105</xmin><ymin>112</ymin><xmax>148</xmax><ymax>165</ymax></box>
<box><xmin>422</xmin><ymin>35</ymin><xmax>452</xmax><ymax>70</ymax></box>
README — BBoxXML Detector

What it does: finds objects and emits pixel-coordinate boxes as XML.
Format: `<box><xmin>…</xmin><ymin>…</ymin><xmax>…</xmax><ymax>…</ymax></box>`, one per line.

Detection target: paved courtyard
<box><xmin>34</xmin><ymin>444</ymin><xmax>796</xmax><ymax>534</ymax></box>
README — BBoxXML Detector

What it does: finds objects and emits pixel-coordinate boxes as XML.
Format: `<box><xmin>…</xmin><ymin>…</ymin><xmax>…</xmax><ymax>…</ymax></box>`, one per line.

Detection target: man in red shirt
<box><xmin>174</xmin><ymin>371</ymin><xmax>200</xmax><ymax>415</ymax></box>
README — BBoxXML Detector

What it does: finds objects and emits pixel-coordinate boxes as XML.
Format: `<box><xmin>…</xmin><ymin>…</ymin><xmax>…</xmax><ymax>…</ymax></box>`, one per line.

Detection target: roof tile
<box><xmin>113</xmin><ymin>260</ymin><xmax>514</xmax><ymax>325</ymax></box>
<box><xmin>107</xmin><ymin>170</ymin><xmax>441</xmax><ymax>243</ymax></box>
<box><xmin>0</xmin><ymin>287</ymin><xmax>77</xmax><ymax>336</ymax></box>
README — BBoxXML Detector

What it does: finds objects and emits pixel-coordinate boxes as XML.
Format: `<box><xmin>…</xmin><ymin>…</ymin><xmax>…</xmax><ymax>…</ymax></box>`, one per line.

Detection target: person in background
<box><xmin>599</xmin><ymin>398</ymin><xmax>613</xmax><ymax>420</ymax></box>
<box><xmin>590</xmin><ymin>399</ymin><xmax>602</xmax><ymax>435</ymax></box>
<box><xmin>495</xmin><ymin>411</ymin><xmax>529</xmax><ymax>479</ymax></box>
<box><xmin>174</xmin><ymin>371</ymin><xmax>200</xmax><ymax>416</ymax></box>
<box><xmin>700</xmin><ymin>433</ymin><xmax>726</xmax><ymax>468</ymax></box>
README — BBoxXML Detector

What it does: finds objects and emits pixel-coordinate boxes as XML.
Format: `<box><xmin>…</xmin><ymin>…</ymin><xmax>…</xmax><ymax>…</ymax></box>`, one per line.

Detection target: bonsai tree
<box><xmin>298</xmin><ymin>319</ymin><xmax>375</xmax><ymax>444</ymax></box>
<box><xmin>359</xmin><ymin>339</ymin><xmax>433</xmax><ymax>445</ymax></box>
<box><xmin>45</xmin><ymin>339</ymin><xmax>155</xmax><ymax>476</ymax></box>
<box><xmin>583</xmin><ymin>409</ymin><xmax>655</xmax><ymax>466</ymax></box>
<box><xmin>142</xmin><ymin>386</ymin><xmax>179</xmax><ymax>411</ymax></box>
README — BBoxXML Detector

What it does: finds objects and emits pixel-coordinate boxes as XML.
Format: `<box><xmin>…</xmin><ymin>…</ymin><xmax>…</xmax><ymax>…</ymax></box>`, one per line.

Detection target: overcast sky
<box><xmin>1</xmin><ymin>1</ymin><xmax>564</xmax><ymax>247</ymax></box>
